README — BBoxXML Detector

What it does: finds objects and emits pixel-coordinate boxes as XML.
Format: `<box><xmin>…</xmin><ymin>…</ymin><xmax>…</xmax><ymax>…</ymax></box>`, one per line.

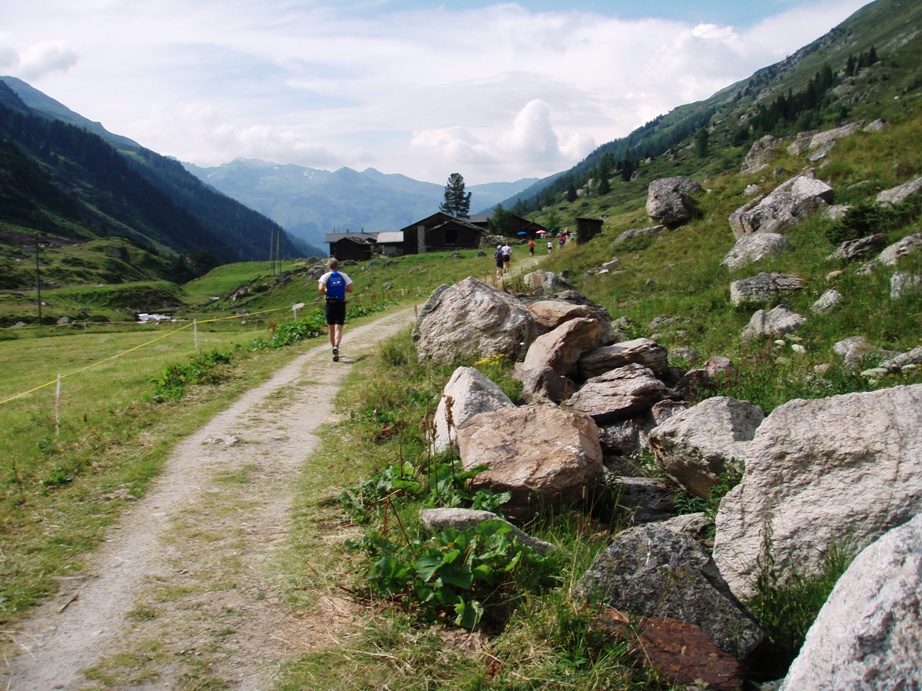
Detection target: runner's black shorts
<box><xmin>325</xmin><ymin>299</ymin><xmax>346</xmax><ymax>325</ymax></box>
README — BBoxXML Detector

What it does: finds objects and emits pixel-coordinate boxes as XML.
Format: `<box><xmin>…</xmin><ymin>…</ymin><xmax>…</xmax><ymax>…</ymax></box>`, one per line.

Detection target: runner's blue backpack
<box><xmin>326</xmin><ymin>271</ymin><xmax>346</xmax><ymax>300</ymax></box>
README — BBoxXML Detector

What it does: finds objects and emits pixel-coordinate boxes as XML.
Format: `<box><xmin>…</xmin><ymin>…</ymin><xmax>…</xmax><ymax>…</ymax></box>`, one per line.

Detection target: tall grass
<box><xmin>0</xmin><ymin>323</ymin><xmax>309</xmax><ymax>622</ymax></box>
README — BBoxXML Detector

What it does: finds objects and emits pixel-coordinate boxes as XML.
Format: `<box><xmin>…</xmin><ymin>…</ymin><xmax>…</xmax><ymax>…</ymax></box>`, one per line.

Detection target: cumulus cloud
<box><xmin>16</xmin><ymin>41</ymin><xmax>78</xmax><ymax>80</ymax></box>
<box><xmin>2</xmin><ymin>0</ymin><xmax>873</xmax><ymax>183</ymax></box>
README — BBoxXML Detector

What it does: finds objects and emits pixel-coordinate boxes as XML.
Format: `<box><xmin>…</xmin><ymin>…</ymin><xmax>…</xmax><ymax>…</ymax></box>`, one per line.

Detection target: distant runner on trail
<box><xmin>318</xmin><ymin>257</ymin><xmax>354</xmax><ymax>361</ymax></box>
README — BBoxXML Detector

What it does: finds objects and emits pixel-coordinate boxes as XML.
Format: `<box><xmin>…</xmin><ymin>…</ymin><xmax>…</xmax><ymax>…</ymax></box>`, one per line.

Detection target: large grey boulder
<box><xmin>741</xmin><ymin>305</ymin><xmax>807</xmax><ymax>342</ymax></box>
<box><xmin>786</xmin><ymin>122</ymin><xmax>862</xmax><ymax>156</ymax></box>
<box><xmin>567</xmin><ymin>363</ymin><xmax>671</xmax><ymax>424</ymax></box>
<box><xmin>891</xmin><ymin>271</ymin><xmax>922</xmax><ymax>300</ymax></box>
<box><xmin>521</xmin><ymin>317</ymin><xmax>605</xmax><ymax>376</ymax></box>
<box><xmin>413</xmin><ymin>277</ymin><xmax>536</xmax><ymax>364</ymax></box>
<box><xmin>457</xmin><ymin>405</ymin><xmax>603</xmax><ymax>519</ymax></box>
<box><xmin>826</xmin><ymin>234</ymin><xmax>886</xmax><ymax>262</ymax></box>
<box><xmin>713</xmin><ymin>384</ymin><xmax>922</xmax><ymax>599</ymax></box>
<box><xmin>860</xmin><ymin>232</ymin><xmax>922</xmax><ymax>273</ymax></box>
<box><xmin>741</xmin><ymin>135</ymin><xmax>781</xmax><ymax>174</ymax></box>
<box><xmin>577</xmin><ymin>338</ymin><xmax>669</xmax><ymax>380</ymax></box>
<box><xmin>611</xmin><ymin>224</ymin><xmax>666</xmax><ymax>246</ymax></box>
<box><xmin>721</xmin><ymin>233</ymin><xmax>790</xmax><ymax>271</ymax></box>
<box><xmin>781</xmin><ymin>514</ymin><xmax>922</xmax><ymax>691</ymax></box>
<box><xmin>811</xmin><ymin>289</ymin><xmax>842</xmax><ymax>313</ymax></box>
<box><xmin>431</xmin><ymin>367</ymin><xmax>514</xmax><ymax>454</ymax></box>
<box><xmin>528</xmin><ymin>300</ymin><xmax>610</xmax><ymax>336</ymax></box>
<box><xmin>729</xmin><ymin>174</ymin><xmax>833</xmax><ymax>237</ymax></box>
<box><xmin>880</xmin><ymin>347</ymin><xmax>922</xmax><ymax>373</ymax></box>
<box><xmin>833</xmin><ymin>336</ymin><xmax>895</xmax><ymax>368</ymax></box>
<box><xmin>648</xmin><ymin>396</ymin><xmax>764</xmax><ymax>499</ymax></box>
<box><xmin>575</xmin><ymin>523</ymin><xmax>763</xmax><ymax>657</ymax></box>
<box><xmin>878</xmin><ymin>231</ymin><xmax>922</xmax><ymax>266</ymax></box>
<box><xmin>521</xmin><ymin>270</ymin><xmax>574</xmax><ymax>294</ymax></box>
<box><xmin>645</xmin><ymin>177</ymin><xmax>702</xmax><ymax>228</ymax></box>
<box><xmin>876</xmin><ymin>176</ymin><xmax>922</xmax><ymax>205</ymax></box>
<box><xmin>730</xmin><ymin>272</ymin><xmax>805</xmax><ymax>306</ymax></box>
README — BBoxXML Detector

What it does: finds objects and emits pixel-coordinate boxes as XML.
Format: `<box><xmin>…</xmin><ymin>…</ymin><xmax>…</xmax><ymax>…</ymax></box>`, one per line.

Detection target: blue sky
<box><xmin>1</xmin><ymin>0</ymin><xmax>871</xmax><ymax>184</ymax></box>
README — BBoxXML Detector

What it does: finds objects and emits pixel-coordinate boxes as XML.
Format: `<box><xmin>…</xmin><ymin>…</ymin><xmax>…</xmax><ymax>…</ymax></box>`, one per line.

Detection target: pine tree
<box><xmin>439</xmin><ymin>173</ymin><xmax>472</xmax><ymax>218</ymax></box>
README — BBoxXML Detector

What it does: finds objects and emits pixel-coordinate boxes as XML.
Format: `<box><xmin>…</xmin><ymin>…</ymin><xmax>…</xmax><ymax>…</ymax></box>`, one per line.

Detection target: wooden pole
<box><xmin>55</xmin><ymin>373</ymin><xmax>61</xmax><ymax>437</ymax></box>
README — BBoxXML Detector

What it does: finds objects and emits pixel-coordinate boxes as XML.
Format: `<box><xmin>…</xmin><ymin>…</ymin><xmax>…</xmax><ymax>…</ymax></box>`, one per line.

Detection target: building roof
<box><xmin>375</xmin><ymin>231</ymin><xmax>404</xmax><ymax>244</ymax></box>
<box><xmin>325</xmin><ymin>232</ymin><xmax>377</xmax><ymax>245</ymax></box>
<box><xmin>399</xmin><ymin>212</ymin><xmax>484</xmax><ymax>234</ymax></box>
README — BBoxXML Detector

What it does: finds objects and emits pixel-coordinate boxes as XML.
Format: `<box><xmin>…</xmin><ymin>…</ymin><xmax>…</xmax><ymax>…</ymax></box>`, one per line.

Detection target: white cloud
<box><xmin>16</xmin><ymin>41</ymin><xmax>79</xmax><ymax>80</ymax></box>
<box><xmin>0</xmin><ymin>0</ymin><xmax>874</xmax><ymax>184</ymax></box>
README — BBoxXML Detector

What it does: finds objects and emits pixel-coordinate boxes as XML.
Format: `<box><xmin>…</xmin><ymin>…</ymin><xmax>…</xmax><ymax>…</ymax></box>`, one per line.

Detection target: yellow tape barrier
<box><xmin>0</xmin><ymin>305</ymin><xmax>296</xmax><ymax>407</ymax></box>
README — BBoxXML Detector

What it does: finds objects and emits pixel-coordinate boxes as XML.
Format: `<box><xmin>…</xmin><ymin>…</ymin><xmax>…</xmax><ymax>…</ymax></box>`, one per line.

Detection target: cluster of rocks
<box><xmin>413</xmin><ymin>268</ymin><xmax>922</xmax><ymax>689</ymax></box>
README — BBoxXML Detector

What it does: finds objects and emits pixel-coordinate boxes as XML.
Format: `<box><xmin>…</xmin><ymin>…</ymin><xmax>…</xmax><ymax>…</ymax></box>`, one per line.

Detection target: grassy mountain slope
<box><xmin>506</xmin><ymin>0</ymin><xmax>922</xmax><ymax>214</ymax></box>
<box><xmin>0</xmin><ymin>78</ymin><xmax>319</xmax><ymax>293</ymax></box>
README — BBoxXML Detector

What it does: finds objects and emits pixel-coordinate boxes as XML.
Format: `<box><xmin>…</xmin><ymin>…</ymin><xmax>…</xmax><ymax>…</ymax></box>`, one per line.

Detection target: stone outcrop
<box><xmin>876</xmin><ymin>176</ymin><xmax>922</xmax><ymax>205</ymax></box>
<box><xmin>575</xmin><ymin>523</ymin><xmax>763</xmax><ymax>658</ymax></box>
<box><xmin>520</xmin><ymin>270</ymin><xmax>574</xmax><ymax>294</ymax></box>
<box><xmin>891</xmin><ymin>271</ymin><xmax>922</xmax><ymax>300</ymax></box>
<box><xmin>713</xmin><ymin>384</ymin><xmax>922</xmax><ymax>599</ymax></box>
<box><xmin>729</xmin><ymin>174</ymin><xmax>833</xmax><ymax>238</ymax></box>
<box><xmin>730</xmin><ymin>272</ymin><xmax>805</xmax><ymax>306</ymax></box>
<box><xmin>781</xmin><ymin>514</ymin><xmax>922</xmax><ymax>691</ymax></box>
<box><xmin>741</xmin><ymin>135</ymin><xmax>780</xmax><ymax>174</ymax></box>
<box><xmin>611</xmin><ymin>225</ymin><xmax>666</xmax><ymax>246</ymax></box>
<box><xmin>826</xmin><ymin>234</ymin><xmax>886</xmax><ymax>262</ymax></box>
<box><xmin>645</xmin><ymin>177</ymin><xmax>702</xmax><ymax>228</ymax></box>
<box><xmin>457</xmin><ymin>405</ymin><xmax>603</xmax><ymax>518</ymax></box>
<box><xmin>413</xmin><ymin>277</ymin><xmax>536</xmax><ymax>364</ymax></box>
<box><xmin>811</xmin><ymin>289</ymin><xmax>842</xmax><ymax>313</ymax></box>
<box><xmin>431</xmin><ymin>367</ymin><xmax>514</xmax><ymax>454</ymax></box>
<box><xmin>832</xmin><ymin>335</ymin><xmax>894</xmax><ymax>367</ymax></box>
<box><xmin>567</xmin><ymin>363</ymin><xmax>671</xmax><ymax>424</ymax></box>
<box><xmin>786</xmin><ymin>122</ymin><xmax>862</xmax><ymax>157</ymax></box>
<box><xmin>721</xmin><ymin>232</ymin><xmax>790</xmax><ymax>271</ymax></box>
<box><xmin>577</xmin><ymin>338</ymin><xmax>669</xmax><ymax>380</ymax></box>
<box><xmin>741</xmin><ymin>305</ymin><xmax>807</xmax><ymax>342</ymax></box>
<box><xmin>648</xmin><ymin>396</ymin><xmax>764</xmax><ymax>499</ymax></box>
<box><xmin>879</xmin><ymin>232</ymin><xmax>922</xmax><ymax>266</ymax></box>
<box><xmin>528</xmin><ymin>300</ymin><xmax>609</xmax><ymax>334</ymax></box>
<box><xmin>521</xmin><ymin>317</ymin><xmax>606</xmax><ymax>376</ymax></box>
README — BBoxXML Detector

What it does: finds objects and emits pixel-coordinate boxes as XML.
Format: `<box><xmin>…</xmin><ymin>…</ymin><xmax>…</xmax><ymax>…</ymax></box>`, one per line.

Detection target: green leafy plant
<box><xmin>148</xmin><ymin>348</ymin><xmax>233</xmax><ymax>402</ymax></box>
<box><xmin>746</xmin><ymin>532</ymin><xmax>854</xmax><ymax>679</ymax></box>
<box><xmin>350</xmin><ymin>519</ymin><xmax>560</xmax><ymax>629</ymax></box>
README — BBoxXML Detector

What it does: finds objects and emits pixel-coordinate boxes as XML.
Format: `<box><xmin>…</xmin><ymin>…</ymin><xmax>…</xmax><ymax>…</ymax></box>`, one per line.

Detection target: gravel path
<box><xmin>4</xmin><ymin>307</ymin><xmax>417</xmax><ymax>690</ymax></box>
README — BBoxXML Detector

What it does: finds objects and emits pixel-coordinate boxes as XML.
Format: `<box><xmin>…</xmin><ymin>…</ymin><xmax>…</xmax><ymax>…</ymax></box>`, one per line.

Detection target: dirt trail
<box><xmin>3</xmin><ymin>307</ymin><xmax>417</xmax><ymax>690</ymax></box>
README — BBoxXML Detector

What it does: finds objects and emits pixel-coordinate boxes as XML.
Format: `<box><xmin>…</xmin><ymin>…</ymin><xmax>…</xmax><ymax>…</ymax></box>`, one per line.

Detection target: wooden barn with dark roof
<box><xmin>399</xmin><ymin>212</ymin><xmax>486</xmax><ymax>254</ymax></box>
<box><xmin>325</xmin><ymin>231</ymin><xmax>377</xmax><ymax>261</ymax></box>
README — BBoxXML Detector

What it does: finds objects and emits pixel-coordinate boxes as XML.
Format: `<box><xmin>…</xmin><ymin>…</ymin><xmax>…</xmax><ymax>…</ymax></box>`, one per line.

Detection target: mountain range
<box><xmin>1</xmin><ymin>0</ymin><xmax>919</xmax><ymax>288</ymax></box>
<box><xmin>182</xmin><ymin>159</ymin><xmax>539</xmax><ymax>249</ymax></box>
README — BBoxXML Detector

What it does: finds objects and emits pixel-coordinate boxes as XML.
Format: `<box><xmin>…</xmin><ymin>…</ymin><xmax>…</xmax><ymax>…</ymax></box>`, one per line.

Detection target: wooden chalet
<box><xmin>399</xmin><ymin>212</ymin><xmax>486</xmax><ymax>254</ymax></box>
<box><xmin>325</xmin><ymin>231</ymin><xmax>377</xmax><ymax>261</ymax></box>
<box><xmin>467</xmin><ymin>213</ymin><xmax>547</xmax><ymax>239</ymax></box>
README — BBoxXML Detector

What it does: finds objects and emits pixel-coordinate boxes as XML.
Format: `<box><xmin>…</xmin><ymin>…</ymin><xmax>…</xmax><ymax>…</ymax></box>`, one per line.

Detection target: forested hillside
<box><xmin>0</xmin><ymin>79</ymin><xmax>318</xmax><ymax>291</ymax></box>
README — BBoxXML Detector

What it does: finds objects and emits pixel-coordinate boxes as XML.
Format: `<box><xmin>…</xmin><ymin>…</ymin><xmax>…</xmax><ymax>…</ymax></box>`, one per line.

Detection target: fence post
<box><xmin>194</xmin><ymin>319</ymin><xmax>199</xmax><ymax>354</ymax></box>
<box><xmin>55</xmin><ymin>373</ymin><xmax>62</xmax><ymax>437</ymax></box>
